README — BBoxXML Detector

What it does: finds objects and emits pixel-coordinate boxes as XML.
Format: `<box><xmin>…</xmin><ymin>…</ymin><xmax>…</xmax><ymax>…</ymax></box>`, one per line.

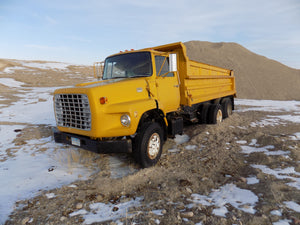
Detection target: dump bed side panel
<box><xmin>184</xmin><ymin>60</ymin><xmax>236</xmax><ymax>106</ymax></box>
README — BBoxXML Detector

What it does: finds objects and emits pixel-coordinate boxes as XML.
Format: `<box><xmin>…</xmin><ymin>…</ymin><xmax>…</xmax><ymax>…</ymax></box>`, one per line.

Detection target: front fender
<box><xmin>100</xmin><ymin>99</ymin><xmax>157</xmax><ymax>137</ymax></box>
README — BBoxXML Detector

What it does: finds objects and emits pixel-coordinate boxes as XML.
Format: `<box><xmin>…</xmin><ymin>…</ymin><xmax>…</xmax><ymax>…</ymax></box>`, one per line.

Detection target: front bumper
<box><xmin>53</xmin><ymin>128</ymin><xmax>132</xmax><ymax>154</ymax></box>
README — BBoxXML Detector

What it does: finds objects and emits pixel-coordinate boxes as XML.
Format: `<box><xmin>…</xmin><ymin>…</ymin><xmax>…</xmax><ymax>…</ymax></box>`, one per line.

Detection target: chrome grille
<box><xmin>54</xmin><ymin>94</ymin><xmax>91</xmax><ymax>130</ymax></box>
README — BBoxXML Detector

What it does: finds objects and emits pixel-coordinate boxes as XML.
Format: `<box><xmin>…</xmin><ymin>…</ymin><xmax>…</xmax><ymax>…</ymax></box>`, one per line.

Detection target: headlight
<box><xmin>120</xmin><ymin>114</ymin><xmax>131</xmax><ymax>127</ymax></box>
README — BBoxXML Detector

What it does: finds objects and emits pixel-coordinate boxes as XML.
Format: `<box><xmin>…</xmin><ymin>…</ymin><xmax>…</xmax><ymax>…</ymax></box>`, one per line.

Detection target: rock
<box><xmin>96</xmin><ymin>195</ymin><xmax>103</xmax><ymax>202</ymax></box>
<box><xmin>14</xmin><ymin>129</ymin><xmax>22</xmax><ymax>132</ymax></box>
<box><xmin>162</xmin><ymin>209</ymin><xmax>167</xmax><ymax>214</ymax></box>
<box><xmin>179</xmin><ymin>179</ymin><xmax>192</xmax><ymax>186</ymax></box>
<box><xmin>180</xmin><ymin>211</ymin><xmax>194</xmax><ymax>218</ymax></box>
<box><xmin>186</xmin><ymin>187</ymin><xmax>193</xmax><ymax>194</ymax></box>
<box><xmin>112</xmin><ymin>206</ymin><xmax>119</xmax><ymax>212</ymax></box>
<box><xmin>291</xmin><ymin>217</ymin><xmax>300</xmax><ymax>225</ymax></box>
<box><xmin>76</xmin><ymin>203</ymin><xmax>83</xmax><ymax>209</ymax></box>
<box><xmin>241</xmin><ymin>204</ymin><xmax>250</xmax><ymax>209</ymax></box>
<box><xmin>60</xmin><ymin>216</ymin><xmax>67</xmax><ymax>222</ymax></box>
<box><xmin>21</xmin><ymin>217</ymin><xmax>30</xmax><ymax>225</ymax></box>
<box><xmin>239</xmin><ymin>177</ymin><xmax>247</xmax><ymax>183</ymax></box>
<box><xmin>177</xmin><ymin>202</ymin><xmax>185</xmax><ymax>210</ymax></box>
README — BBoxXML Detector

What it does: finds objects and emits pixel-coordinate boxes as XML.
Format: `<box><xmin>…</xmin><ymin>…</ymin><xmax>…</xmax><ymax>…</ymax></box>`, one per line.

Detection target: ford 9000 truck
<box><xmin>53</xmin><ymin>42</ymin><xmax>236</xmax><ymax>168</ymax></box>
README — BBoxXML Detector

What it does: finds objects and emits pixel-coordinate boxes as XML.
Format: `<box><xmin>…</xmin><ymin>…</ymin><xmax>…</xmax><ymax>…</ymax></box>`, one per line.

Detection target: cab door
<box><xmin>155</xmin><ymin>55</ymin><xmax>180</xmax><ymax>113</ymax></box>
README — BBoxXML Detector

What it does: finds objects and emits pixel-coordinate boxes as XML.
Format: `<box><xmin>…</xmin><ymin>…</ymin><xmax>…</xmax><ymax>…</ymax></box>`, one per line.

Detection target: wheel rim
<box><xmin>147</xmin><ymin>133</ymin><xmax>161</xmax><ymax>160</ymax></box>
<box><xmin>217</xmin><ymin>109</ymin><xmax>223</xmax><ymax>124</ymax></box>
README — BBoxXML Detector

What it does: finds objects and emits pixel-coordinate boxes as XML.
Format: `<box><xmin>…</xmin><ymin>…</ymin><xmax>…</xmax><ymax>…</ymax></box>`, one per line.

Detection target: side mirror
<box><xmin>94</xmin><ymin>61</ymin><xmax>104</xmax><ymax>80</ymax></box>
<box><xmin>169</xmin><ymin>53</ymin><xmax>177</xmax><ymax>72</ymax></box>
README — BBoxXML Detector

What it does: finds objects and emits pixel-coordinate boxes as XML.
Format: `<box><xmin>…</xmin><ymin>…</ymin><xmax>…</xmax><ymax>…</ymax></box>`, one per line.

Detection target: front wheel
<box><xmin>133</xmin><ymin>122</ymin><xmax>164</xmax><ymax>168</ymax></box>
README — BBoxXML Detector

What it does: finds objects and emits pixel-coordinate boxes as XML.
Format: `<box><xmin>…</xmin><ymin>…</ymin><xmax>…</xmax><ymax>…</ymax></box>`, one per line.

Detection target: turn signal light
<box><xmin>100</xmin><ymin>97</ymin><xmax>107</xmax><ymax>104</ymax></box>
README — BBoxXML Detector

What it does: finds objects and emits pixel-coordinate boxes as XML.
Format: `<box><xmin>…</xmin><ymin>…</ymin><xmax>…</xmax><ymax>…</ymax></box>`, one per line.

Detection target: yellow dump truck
<box><xmin>53</xmin><ymin>42</ymin><xmax>236</xmax><ymax>167</ymax></box>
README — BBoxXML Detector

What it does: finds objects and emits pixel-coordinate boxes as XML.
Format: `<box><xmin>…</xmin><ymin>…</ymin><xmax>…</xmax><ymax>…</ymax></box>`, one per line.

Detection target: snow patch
<box><xmin>45</xmin><ymin>193</ymin><xmax>56</xmax><ymax>199</ymax></box>
<box><xmin>20</xmin><ymin>62</ymin><xmax>71</xmax><ymax>70</ymax></box>
<box><xmin>80</xmin><ymin>197</ymin><xmax>143</xmax><ymax>224</ymax></box>
<box><xmin>290</xmin><ymin>132</ymin><xmax>300</xmax><ymax>140</ymax></box>
<box><xmin>250</xmin><ymin>117</ymin><xmax>286</xmax><ymax>127</ymax></box>
<box><xmin>249</xmin><ymin>139</ymin><xmax>258</xmax><ymax>146</ymax></box>
<box><xmin>188</xmin><ymin>184</ymin><xmax>258</xmax><ymax>216</ymax></box>
<box><xmin>185</xmin><ymin>145</ymin><xmax>197</xmax><ymax>150</ymax></box>
<box><xmin>273</xmin><ymin>219</ymin><xmax>292</xmax><ymax>225</ymax></box>
<box><xmin>174</xmin><ymin>134</ymin><xmax>190</xmax><ymax>145</ymax></box>
<box><xmin>236</xmin><ymin>99</ymin><xmax>300</xmax><ymax>113</ymax></box>
<box><xmin>236</xmin><ymin>140</ymin><xmax>247</xmax><ymax>144</ymax></box>
<box><xmin>0</xmin><ymin>137</ymin><xmax>92</xmax><ymax>224</ymax></box>
<box><xmin>69</xmin><ymin>209</ymin><xmax>88</xmax><ymax>217</ymax></box>
<box><xmin>241</xmin><ymin>145</ymin><xmax>290</xmax><ymax>157</ymax></box>
<box><xmin>252</xmin><ymin>165</ymin><xmax>300</xmax><ymax>190</ymax></box>
<box><xmin>152</xmin><ymin>209</ymin><xmax>164</xmax><ymax>216</ymax></box>
<box><xmin>270</xmin><ymin>209</ymin><xmax>282</xmax><ymax>216</ymax></box>
<box><xmin>2</xmin><ymin>66</ymin><xmax>28</xmax><ymax>73</ymax></box>
<box><xmin>0</xmin><ymin>78</ymin><xmax>25</xmax><ymax>87</ymax></box>
<box><xmin>109</xmin><ymin>156</ymin><xmax>137</xmax><ymax>179</ymax></box>
<box><xmin>269</xmin><ymin>115</ymin><xmax>300</xmax><ymax>124</ymax></box>
<box><xmin>168</xmin><ymin>148</ymin><xmax>180</xmax><ymax>153</ymax></box>
<box><xmin>265</xmin><ymin>150</ymin><xmax>290</xmax><ymax>156</ymax></box>
<box><xmin>284</xmin><ymin>201</ymin><xmax>300</xmax><ymax>212</ymax></box>
<box><xmin>0</xmin><ymin>87</ymin><xmax>56</xmax><ymax>125</ymax></box>
<box><xmin>247</xmin><ymin>176</ymin><xmax>259</xmax><ymax>185</ymax></box>
<box><xmin>241</xmin><ymin>145</ymin><xmax>274</xmax><ymax>154</ymax></box>
<box><xmin>0</xmin><ymin>125</ymin><xmax>26</xmax><ymax>160</ymax></box>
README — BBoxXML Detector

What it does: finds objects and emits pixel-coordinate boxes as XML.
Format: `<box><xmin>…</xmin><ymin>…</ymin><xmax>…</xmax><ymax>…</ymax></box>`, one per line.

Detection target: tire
<box><xmin>133</xmin><ymin>122</ymin><xmax>164</xmax><ymax>168</ymax></box>
<box><xmin>221</xmin><ymin>98</ymin><xmax>233</xmax><ymax>119</ymax></box>
<box><xmin>208</xmin><ymin>104</ymin><xmax>223</xmax><ymax>124</ymax></box>
<box><xmin>198</xmin><ymin>104</ymin><xmax>210</xmax><ymax>124</ymax></box>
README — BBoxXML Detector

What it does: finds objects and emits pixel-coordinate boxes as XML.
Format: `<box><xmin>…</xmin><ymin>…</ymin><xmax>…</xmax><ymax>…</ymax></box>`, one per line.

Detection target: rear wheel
<box><xmin>133</xmin><ymin>122</ymin><xmax>164</xmax><ymax>168</ymax></box>
<box><xmin>198</xmin><ymin>104</ymin><xmax>210</xmax><ymax>124</ymax></box>
<box><xmin>208</xmin><ymin>104</ymin><xmax>223</xmax><ymax>124</ymax></box>
<box><xmin>221</xmin><ymin>98</ymin><xmax>233</xmax><ymax>119</ymax></box>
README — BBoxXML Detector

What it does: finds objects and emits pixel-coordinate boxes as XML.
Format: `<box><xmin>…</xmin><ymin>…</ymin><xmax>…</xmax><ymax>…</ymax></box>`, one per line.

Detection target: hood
<box><xmin>81</xmin><ymin>78</ymin><xmax>150</xmax><ymax>105</ymax></box>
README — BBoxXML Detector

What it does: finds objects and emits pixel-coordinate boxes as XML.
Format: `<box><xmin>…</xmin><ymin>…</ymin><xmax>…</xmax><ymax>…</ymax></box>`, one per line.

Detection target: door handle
<box><xmin>174</xmin><ymin>85</ymin><xmax>179</xmax><ymax>88</ymax></box>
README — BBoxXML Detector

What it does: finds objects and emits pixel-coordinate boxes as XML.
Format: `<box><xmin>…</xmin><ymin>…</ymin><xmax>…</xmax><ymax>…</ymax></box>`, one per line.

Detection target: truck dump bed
<box><xmin>148</xmin><ymin>42</ymin><xmax>236</xmax><ymax>106</ymax></box>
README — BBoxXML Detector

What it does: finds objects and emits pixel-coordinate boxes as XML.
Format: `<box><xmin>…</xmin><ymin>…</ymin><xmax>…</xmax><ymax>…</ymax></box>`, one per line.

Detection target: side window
<box><xmin>155</xmin><ymin>56</ymin><xmax>174</xmax><ymax>77</ymax></box>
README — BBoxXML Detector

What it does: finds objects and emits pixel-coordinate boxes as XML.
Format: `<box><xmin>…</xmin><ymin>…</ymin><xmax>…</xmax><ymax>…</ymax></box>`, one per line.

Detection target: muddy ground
<box><xmin>4</xmin><ymin>111</ymin><xmax>300</xmax><ymax>225</ymax></box>
<box><xmin>1</xmin><ymin>61</ymin><xmax>300</xmax><ymax>225</ymax></box>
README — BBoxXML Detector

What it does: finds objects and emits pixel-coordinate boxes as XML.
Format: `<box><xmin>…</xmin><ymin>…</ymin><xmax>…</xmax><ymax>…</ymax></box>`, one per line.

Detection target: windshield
<box><xmin>103</xmin><ymin>52</ymin><xmax>152</xmax><ymax>80</ymax></box>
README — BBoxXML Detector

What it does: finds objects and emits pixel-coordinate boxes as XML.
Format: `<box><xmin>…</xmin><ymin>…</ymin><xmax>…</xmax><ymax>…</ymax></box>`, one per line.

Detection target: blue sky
<box><xmin>1</xmin><ymin>0</ymin><xmax>299</xmax><ymax>68</ymax></box>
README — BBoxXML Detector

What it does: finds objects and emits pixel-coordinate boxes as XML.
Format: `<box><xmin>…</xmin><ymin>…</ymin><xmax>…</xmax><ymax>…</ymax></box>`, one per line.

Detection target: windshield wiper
<box><xmin>130</xmin><ymin>74</ymin><xmax>150</xmax><ymax>78</ymax></box>
<box><xmin>103</xmin><ymin>76</ymin><xmax>127</xmax><ymax>80</ymax></box>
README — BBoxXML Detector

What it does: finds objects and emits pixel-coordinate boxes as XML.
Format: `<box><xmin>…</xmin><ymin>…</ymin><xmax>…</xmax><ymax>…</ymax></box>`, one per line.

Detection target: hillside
<box><xmin>184</xmin><ymin>41</ymin><xmax>300</xmax><ymax>100</ymax></box>
<box><xmin>0</xmin><ymin>58</ymin><xmax>93</xmax><ymax>87</ymax></box>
